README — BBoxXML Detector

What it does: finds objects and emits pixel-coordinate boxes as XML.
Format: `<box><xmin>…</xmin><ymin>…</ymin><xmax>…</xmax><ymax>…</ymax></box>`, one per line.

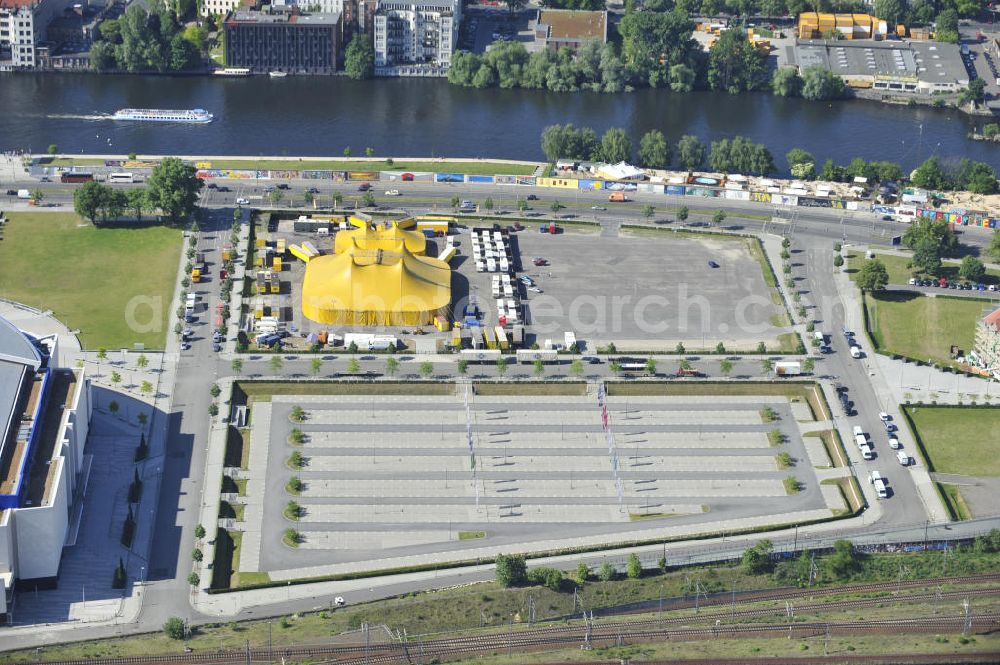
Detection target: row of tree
<box><xmin>91</xmin><ymin>1</ymin><xmax>206</xmax><ymax>72</ymax></box>
<box><xmin>73</xmin><ymin>157</ymin><xmax>203</xmax><ymax>225</ymax></box>
<box><xmin>540</xmin><ymin>124</ymin><xmax>1000</xmax><ymax>196</ymax></box>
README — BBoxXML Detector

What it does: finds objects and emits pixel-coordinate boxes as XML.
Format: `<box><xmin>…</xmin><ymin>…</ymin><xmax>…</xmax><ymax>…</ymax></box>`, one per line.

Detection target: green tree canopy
<box><xmin>801</xmin><ymin>65</ymin><xmax>846</xmax><ymax>101</ymax></box>
<box><xmin>707</xmin><ymin>29</ymin><xmax>768</xmax><ymax>94</ymax></box>
<box><xmin>857</xmin><ymin>258</ymin><xmax>889</xmax><ymax>291</ymax></box>
<box><xmin>600</xmin><ymin>127</ymin><xmax>633</xmax><ymax>163</ymax></box>
<box><xmin>147</xmin><ymin>157</ymin><xmax>203</xmax><ymax>224</ymax></box>
<box><xmin>676</xmin><ymin>134</ymin><xmax>705</xmax><ymax>170</ymax></box>
<box><xmin>638</xmin><ymin>129</ymin><xmax>671</xmax><ymax>168</ymax></box>
<box><xmin>345</xmin><ymin>33</ymin><xmax>375</xmax><ymax>79</ymax></box>
<box><xmin>770</xmin><ymin>66</ymin><xmax>802</xmax><ymax>97</ymax></box>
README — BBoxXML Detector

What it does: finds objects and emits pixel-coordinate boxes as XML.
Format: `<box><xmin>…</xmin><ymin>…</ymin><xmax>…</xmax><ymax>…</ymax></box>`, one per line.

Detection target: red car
<box><xmin>533</xmin><ymin>257</ymin><xmax>548</xmax><ymax>266</ymax></box>
<box><xmin>357</xmin><ymin>182</ymin><xmax>371</xmax><ymax>191</ymax></box>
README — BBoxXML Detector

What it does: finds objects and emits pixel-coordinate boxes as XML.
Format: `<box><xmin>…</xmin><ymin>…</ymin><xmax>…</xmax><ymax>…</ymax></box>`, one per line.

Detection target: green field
<box><xmin>48</xmin><ymin>157</ymin><xmax>540</xmax><ymax>176</ymax></box>
<box><xmin>864</xmin><ymin>292</ymin><xmax>989</xmax><ymax>366</ymax></box>
<box><xmin>848</xmin><ymin>251</ymin><xmax>1000</xmax><ymax>286</ymax></box>
<box><xmin>905</xmin><ymin>406</ymin><xmax>1000</xmax><ymax>476</ymax></box>
<box><xmin>0</xmin><ymin>213</ymin><xmax>180</xmax><ymax>349</ymax></box>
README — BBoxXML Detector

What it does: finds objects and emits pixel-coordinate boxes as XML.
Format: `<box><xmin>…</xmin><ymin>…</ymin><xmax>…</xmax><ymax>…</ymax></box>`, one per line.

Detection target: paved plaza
<box><xmin>234</xmin><ymin>387</ymin><xmax>842</xmax><ymax>581</ymax></box>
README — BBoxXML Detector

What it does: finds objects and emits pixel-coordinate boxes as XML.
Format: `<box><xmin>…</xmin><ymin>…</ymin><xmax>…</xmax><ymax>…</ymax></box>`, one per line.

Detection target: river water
<box><xmin>1</xmin><ymin>72</ymin><xmax>997</xmax><ymax>169</ymax></box>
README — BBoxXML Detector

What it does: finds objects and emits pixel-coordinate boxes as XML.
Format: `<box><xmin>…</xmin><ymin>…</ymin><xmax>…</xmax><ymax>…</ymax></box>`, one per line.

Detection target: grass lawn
<box><xmin>0</xmin><ymin>213</ymin><xmax>180</xmax><ymax>349</ymax></box>
<box><xmin>49</xmin><ymin>157</ymin><xmax>540</xmax><ymax>176</ymax></box>
<box><xmin>938</xmin><ymin>483</ymin><xmax>972</xmax><ymax>520</ymax></box>
<box><xmin>864</xmin><ymin>292</ymin><xmax>988</xmax><ymax>366</ymax></box>
<box><xmin>473</xmin><ymin>382</ymin><xmax>586</xmax><ymax>396</ymax></box>
<box><xmin>234</xmin><ymin>381</ymin><xmax>455</xmax><ymax>404</ymax></box>
<box><xmin>606</xmin><ymin>382</ymin><xmax>828</xmax><ymax>421</ymax></box>
<box><xmin>904</xmin><ymin>406</ymin><xmax>1000</xmax><ymax>476</ymax></box>
<box><xmin>847</xmin><ymin>251</ymin><xmax>1000</xmax><ymax>286</ymax></box>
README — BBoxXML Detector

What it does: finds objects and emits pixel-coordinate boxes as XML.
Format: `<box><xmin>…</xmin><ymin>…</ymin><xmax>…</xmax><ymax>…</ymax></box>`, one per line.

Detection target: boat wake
<box><xmin>44</xmin><ymin>113</ymin><xmax>113</xmax><ymax>121</ymax></box>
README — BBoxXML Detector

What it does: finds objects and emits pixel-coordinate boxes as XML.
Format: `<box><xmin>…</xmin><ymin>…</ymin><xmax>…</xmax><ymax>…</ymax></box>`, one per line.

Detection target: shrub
<box><xmin>598</xmin><ymin>561</ymin><xmax>616</xmax><ymax>582</ymax></box>
<box><xmin>526</xmin><ymin>566</ymin><xmax>564</xmax><ymax>591</ymax></box>
<box><xmin>495</xmin><ymin>553</ymin><xmax>527</xmax><ymax>587</ymax></box>
<box><xmin>163</xmin><ymin>617</ymin><xmax>186</xmax><ymax>639</ymax></box>
<box><xmin>187</xmin><ymin>572</ymin><xmax>200</xmax><ymax>587</ymax></box>
<box><xmin>192</xmin><ymin>548</ymin><xmax>203</xmax><ymax>562</ymax></box>
<box><xmin>626</xmin><ymin>553</ymin><xmax>642</xmax><ymax>579</ymax></box>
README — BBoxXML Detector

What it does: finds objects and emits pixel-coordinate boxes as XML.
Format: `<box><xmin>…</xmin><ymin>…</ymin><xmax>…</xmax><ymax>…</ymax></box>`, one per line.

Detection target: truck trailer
<box><xmin>774</xmin><ymin>361</ymin><xmax>802</xmax><ymax>376</ymax></box>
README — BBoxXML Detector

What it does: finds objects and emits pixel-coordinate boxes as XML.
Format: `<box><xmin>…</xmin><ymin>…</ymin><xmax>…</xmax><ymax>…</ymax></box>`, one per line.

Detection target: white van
<box><xmin>855</xmin><ymin>434</ymin><xmax>868</xmax><ymax>449</ymax></box>
<box><xmin>874</xmin><ymin>478</ymin><xmax>888</xmax><ymax>498</ymax></box>
<box><xmin>860</xmin><ymin>443</ymin><xmax>875</xmax><ymax>460</ymax></box>
<box><xmin>896</xmin><ymin>450</ymin><xmax>910</xmax><ymax>466</ymax></box>
<box><xmin>850</xmin><ymin>346</ymin><xmax>862</xmax><ymax>359</ymax></box>
<box><xmin>852</xmin><ymin>425</ymin><xmax>864</xmax><ymax>437</ymax></box>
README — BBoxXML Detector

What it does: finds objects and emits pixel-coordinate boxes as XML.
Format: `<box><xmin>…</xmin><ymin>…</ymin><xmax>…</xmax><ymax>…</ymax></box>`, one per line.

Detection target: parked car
<box><xmin>384</xmin><ymin>189</ymin><xmax>400</xmax><ymax>196</ymax></box>
<box><xmin>212</xmin><ymin>342</ymin><xmax>222</xmax><ymax>352</ymax></box>
<box><xmin>888</xmin><ymin>436</ymin><xmax>902</xmax><ymax>449</ymax></box>
<box><xmin>358</xmin><ymin>182</ymin><xmax>371</xmax><ymax>191</ymax></box>
<box><xmin>236</xmin><ymin>197</ymin><xmax>250</xmax><ymax>205</ymax></box>
<box><xmin>708</xmin><ymin>260</ymin><xmax>720</xmax><ymax>268</ymax></box>
<box><xmin>526</xmin><ymin>194</ymin><xmax>538</xmax><ymax>200</ymax></box>
<box><xmin>591</xmin><ymin>205</ymin><xmax>607</xmax><ymax>211</ymax></box>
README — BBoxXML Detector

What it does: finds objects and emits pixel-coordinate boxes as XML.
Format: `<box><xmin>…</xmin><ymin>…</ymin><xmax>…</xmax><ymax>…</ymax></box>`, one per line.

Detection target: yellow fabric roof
<box><xmin>302</xmin><ymin>232</ymin><xmax>451</xmax><ymax>326</ymax></box>
<box><xmin>333</xmin><ymin>221</ymin><xmax>427</xmax><ymax>256</ymax></box>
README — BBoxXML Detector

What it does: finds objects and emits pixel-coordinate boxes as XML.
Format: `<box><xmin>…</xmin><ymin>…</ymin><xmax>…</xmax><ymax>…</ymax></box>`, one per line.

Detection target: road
<box><xmin>1</xmin><ymin>170</ymin><xmax>998</xmax><ymax>650</ymax></box>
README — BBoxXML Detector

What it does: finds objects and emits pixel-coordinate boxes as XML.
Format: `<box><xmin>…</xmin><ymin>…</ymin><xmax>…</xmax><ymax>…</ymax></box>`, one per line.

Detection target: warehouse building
<box><xmin>225</xmin><ymin>9</ymin><xmax>342</xmax><ymax>74</ymax></box>
<box><xmin>792</xmin><ymin>40</ymin><xmax>969</xmax><ymax>94</ymax></box>
<box><xmin>0</xmin><ymin>315</ymin><xmax>91</xmax><ymax>614</ymax></box>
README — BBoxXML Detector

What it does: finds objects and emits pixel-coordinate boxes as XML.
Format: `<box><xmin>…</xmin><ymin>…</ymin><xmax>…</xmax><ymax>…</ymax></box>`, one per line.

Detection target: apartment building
<box><xmin>973</xmin><ymin>306</ymin><xmax>1000</xmax><ymax>379</ymax></box>
<box><xmin>225</xmin><ymin>9</ymin><xmax>342</xmax><ymax>74</ymax></box>
<box><xmin>373</xmin><ymin>0</ymin><xmax>460</xmax><ymax>71</ymax></box>
<box><xmin>1</xmin><ymin>0</ymin><xmax>76</xmax><ymax>69</ymax></box>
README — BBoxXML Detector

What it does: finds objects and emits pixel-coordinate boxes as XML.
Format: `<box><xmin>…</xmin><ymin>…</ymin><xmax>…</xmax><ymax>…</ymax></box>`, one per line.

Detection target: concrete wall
<box><xmin>13</xmin><ymin>461</ymin><xmax>67</xmax><ymax>581</ymax></box>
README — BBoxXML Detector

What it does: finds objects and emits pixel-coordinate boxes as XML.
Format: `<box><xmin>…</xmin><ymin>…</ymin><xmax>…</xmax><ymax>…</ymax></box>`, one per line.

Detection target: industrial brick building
<box><xmin>225</xmin><ymin>9</ymin><xmax>342</xmax><ymax>74</ymax></box>
<box><xmin>0</xmin><ymin>315</ymin><xmax>91</xmax><ymax>613</ymax></box>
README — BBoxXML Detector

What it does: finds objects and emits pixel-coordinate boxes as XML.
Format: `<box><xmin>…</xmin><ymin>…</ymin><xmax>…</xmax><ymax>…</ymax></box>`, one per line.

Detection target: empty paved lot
<box><xmin>239</xmin><ymin>389</ymin><xmax>835</xmax><ymax>578</ymax></box>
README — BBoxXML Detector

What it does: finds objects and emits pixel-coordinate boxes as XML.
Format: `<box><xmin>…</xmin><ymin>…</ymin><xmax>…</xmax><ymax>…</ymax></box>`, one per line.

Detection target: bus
<box><xmin>108</xmin><ymin>172</ymin><xmax>135</xmax><ymax>183</ymax></box>
<box><xmin>60</xmin><ymin>172</ymin><xmax>94</xmax><ymax>183</ymax></box>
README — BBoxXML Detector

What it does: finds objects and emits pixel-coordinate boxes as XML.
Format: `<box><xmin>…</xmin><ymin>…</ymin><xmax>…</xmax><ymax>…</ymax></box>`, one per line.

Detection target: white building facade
<box><xmin>1</xmin><ymin>1</ymin><xmax>38</xmax><ymax>68</ymax></box>
<box><xmin>0</xmin><ymin>317</ymin><xmax>91</xmax><ymax>614</ymax></box>
<box><xmin>373</xmin><ymin>0</ymin><xmax>459</xmax><ymax>71</ymax></box>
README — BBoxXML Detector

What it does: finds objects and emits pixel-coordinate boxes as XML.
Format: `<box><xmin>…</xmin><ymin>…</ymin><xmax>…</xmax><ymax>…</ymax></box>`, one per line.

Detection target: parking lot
<box><xmin>237</xmin><ymin>388</ymin><xmax>838</xmax><ymax>579</ymax></box>
<box><xmin>242</xmin><ymin>213</ymin><xmax>790</xmax><ymax>353</ymax></box>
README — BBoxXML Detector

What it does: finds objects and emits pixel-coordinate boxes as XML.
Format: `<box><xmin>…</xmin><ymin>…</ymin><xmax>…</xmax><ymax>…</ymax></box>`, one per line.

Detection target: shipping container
<box><xmin>774</xmin><ymin>361</ymin><xmax>802</xmax><ymax>376</ymax></box>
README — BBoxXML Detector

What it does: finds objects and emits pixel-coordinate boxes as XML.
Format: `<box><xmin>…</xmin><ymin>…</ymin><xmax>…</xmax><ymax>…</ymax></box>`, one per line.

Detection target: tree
<box><xmin>496</xmin><ymin>357</ymin><xmax>508</xmax><ymax>377</ymax></box>
<box><xmin>803</xmin><ymin>357</ymin><xmax>815</xmax><ymax>374</ymax></box>
<box><xmin>643</xmin><ymin>205</ymin><xmax>655</xmax><ymax>220</ymax></box>
<box><xmin>109</xmin><ymin>400</ymin><xmax>119</xmax><ymax>414</ymax></box>
<box><xmin>73</xmin><ymin>181</ymin><xmax>109</xmax><ymax>223</ymax></box>
<box><xmin>332</xmin><ymin>191</ymin><xmax>343</xmax><ymax>208</ymax></box>
<box><xmin>638</xmin><ymin>129</ymin><xmax>670</xmax><ymax>169</ymax></box>
<box><xmin>365</xmin><ymin>147</ymin><xmax>375</xmax><ymax>158</ymax></box>
<box><xmin>147</xmin><ymin>157</ymin><xmax>202</xmax><ymax>224</ymax></box>
<box><xmin>303</xmin><ymin>191</ymin><xmax>314</xmax><ymax>208</ymax></box>
<box><xmin>677</xmin><ymin>206</ymin><xmax>689</xmax><ymax>223</ymax></box>
<box><xmin>187</xmin><ymin>572</ymin><xmax>200</xmax><ymax>587</ymax></box>
<box><xmin>310</xmin><ymin>357</ymin><xmax>323</xmax><ymax>376</ymax></box>
<box><xmin>668</xmin><ymin>63</ymin><xmax>696</xmax><ymax>92</ymax></box>
<box><xmin>483</xmin><ymin>196</ymin><xmax>494</xmax><ymax>211</ymax></box>
<box><xmin>826</xmin><ymin>539</ymin><xmax>860</xmax><ymax>579</ymax></box>
<box><xmin>771</xmin><ymin>67</ymin><xmax>802</xmax><ymax>97</ymax></box>
<box><xmin>495</xmin><ymin>553</ymin><xmax>527</xmax><ymax>587</ymax></box>
<box><xmin>575</xmin><ymin>562</ymin><xmax>589</xmax><ymax>584</ymax></box>
<box><xmin>903</xmin><ymin>216</ymin><xmax>958</xmax><ymax>257</ymax></box>
<box><xmin>959</xmin><ymin>256</ymin><xmax>986</xmax><ymax>282</ymax></box>
<box><xmin>712</xmin><ymin>209</ymin><xmax>726</xmax><ymax>226</ymax></box>
<box><xmin>626</xmin><ymin>553</ymin><xmax>643</xmax><ymax>579</ymax></box>
<box><xmin>857</xmin><ymin>258</ymin><xmax>889</xmax><ymax>291</ymax></box>
<box><xmin>911</xmin><ymin>156</ymin><xmax>948</xmax><ymax>190</ymax></box>
<box><xmin>760</xmin><ymin>358</ymin><xmax>773</xmax><ymax>373</ymax></box>
<box><xmin>231</xmin><ymin>358</ymin><xmax>243</xmax><ymax>375</ymax></box>
<box><xmin>873</xmin><ymin>0</ymin><xmax>904</xmax><ymax>25</ymax></box>
<box><xmin>457</xmin><ymin>358</ymin><xmax>468</xmax><ymax>375</ymax></box>
<box><xmin>347</xmin><ymin>358</ymin><xmax>361</xmax><ymax>374</ymax></box>
<box><xmin>597</xmin><ymin>561</ymin><xmax>616</xmax><ymax>581</ymax></box>
<box><xmin>741</xmin><ymin>539</ymin><xmax>774</xmax><ymax>575</ymax></box>
<box><xmin>988</xmin><ymin>230</ymin><xmax>1000</xmax><ymax>263</ymax></box>
<box><xmin>47</xmin><ymin>144</ymin><xmax>58</xmax><ymax>155</ymax></box>
<box><xmin>600</xmin><ymin>127</ymin><xmax>632</xmax><ymax>163</ymax></box>
<box><xmin>270</xmin><ymin>355</ymin><xmax>283</xmax><ymax>373</ymax></box>
<box><xmin>419</xmin><ymin>361</ymin><xmax>434</xmax><ymax>379</ymax></box>
<box><xmin>90</xmin><ymin>40</ymin><xmax>117</xmax><ymax>71</ymax></box>
<box><xmin>708</xmin><ymin>29</ymin><xmax>767</xmax><ymax>94</ymax></box>
<box><xmin>719</xmin><ymin>359</ymin><xmax>733</xmax><ymax>376</ymax></box>
<box><xmin>163</xmin><ymin>617</ymin><xmax>186</xmax><ymax>639</ymax></box>
<box><xmin>344</xmin><ymin>34</ymin><xmax>375</xmax><ymax>79</ymax></box>
<box><xmin>136</xmin><ymin>353</ymin><xmax>149</xmax><ymax>370</ymax></box>
<box><xmin>619</xmin><ymin>10</ymin><xmax>698</xmax><ymax>88</ymax></box>
<box><xmin>111</xmin><ymin>370</ymin><xmax>122</xmax><ymax>388</ymax></box>
<box><xmin>124</xmin><ymin>188</ymin><xmax>148</xmax><ymax>222</ymax></box>
<box><xmin>268</xmin><ymin>189</ymin><xmax>285</xmax><ymax>206</ymax></box>
<box><xmin>960</xmin><ymin>78</ymin><xmax>986</xmax><ymax>106</ymax></box>
<box><xmin>833</xmin><ymin>254</ymin><xmax>844</xmax><ymax>268</ymax></box>
<box><xmin>965</xmin><ymin>162</ymin><xmax>998</xmax><ymax>194</ymax></box>
<box><xmin>935</xmin><ymin>9</ymin><xmax>959</xmax><ymax>43</ymax></box>
<box><xmin>533</xmin><ymin>359</ymin><xmax>545</xmax><ymax>377</ymax></box>
<box><xmin>570</xmin><ymin>359</ymin><xmax>584</xmax><ymax>377</ymax></box>
<box><xmin>361</xmin><ymin>191</ymin><xmax>376</xmax><ymax>208</ymax></box>
<box><xmin>503</xmin><ymin>0</ymin><xmax>527</xmax><ymax>14</ymax></box>
<box><xmin>140</xmin><ymin>380</ymin><xmax>153</xmax><ymax>395</ymax></box>
<box><xmin>801</xmin><ymin>65</ymin><xmax>846</xmax><ymax>101</ymax></box>
<box><xmin>384</xmin><ymin>357</ymin><xmax>400</xmax><ymax>377</ymax></box>
<box><xmin>676</xmin><ymin>135</ymin><xmax>705</xmax><ymax>171</ymax></box>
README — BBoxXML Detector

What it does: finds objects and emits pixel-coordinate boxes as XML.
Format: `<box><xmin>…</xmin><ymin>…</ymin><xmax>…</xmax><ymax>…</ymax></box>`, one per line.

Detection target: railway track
<box><xmin>27</xmin><ymin>575</ymin><xmax>1000</xmax><ymax>665</ymax></box>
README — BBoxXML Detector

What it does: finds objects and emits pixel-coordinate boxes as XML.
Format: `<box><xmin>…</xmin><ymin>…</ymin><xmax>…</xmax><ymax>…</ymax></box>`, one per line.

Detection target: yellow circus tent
<box><xmin>301</xmin><ymin>220</ymin><xmax>451</xmax><ymax>326</ymax></box>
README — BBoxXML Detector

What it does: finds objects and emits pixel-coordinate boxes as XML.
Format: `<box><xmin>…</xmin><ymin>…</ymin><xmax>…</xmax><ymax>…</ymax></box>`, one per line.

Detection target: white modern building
<box><xmin>373</xmin><ymin>0</ymin><xmax>460</xmax><ymax>71</ymax></box>
<box><xmin>0</xmin><ymin>316</ymin><xmax>91</xmax><ymax>614</ymax></box>
<box><xmin>1</xmin><ymin>0</ymin><xmax>39</xmax><ymax>68</ymax></box>
<box><xmin>201</xmin><ymin>0</ymin><xmax>243</xmax><ymax>18</ymax></box>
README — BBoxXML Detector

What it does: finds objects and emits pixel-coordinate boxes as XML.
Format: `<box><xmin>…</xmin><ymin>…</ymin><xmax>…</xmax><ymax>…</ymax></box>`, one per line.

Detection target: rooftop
<box><xmin>984</xmin><ymin>306</ymin><xmax>1000</xmax><ymax>332</ymax></box>
<box><xmin>0</xmin><ymin>0</ymin><xmax>35</xmax><ymax>10</ymax></box>
<box><xmin>794</xmin><ymin>39</ymin><xmax>968</xmax><ymax>84</ymax></box>
<box><xmin>229</xmin><ymin>9</ymin><xmax>341</xmax><ymax>25</ymax></box>
<box><xmin>0</xmin><ymin>316</ymin><xmax>41</xmax><ymax>369</ymax></box>
<box><xmin>538</xmin><ymin>9</ymin><xmax>606</xmax><ymax>42</ymax></box>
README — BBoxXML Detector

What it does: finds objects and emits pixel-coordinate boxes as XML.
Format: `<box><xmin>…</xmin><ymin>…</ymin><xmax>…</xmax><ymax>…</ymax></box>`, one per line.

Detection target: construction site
<box><xmin>239</xmin><ymin>211</ymin><xmax>791</xmax><ymax>354</ymax></box>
